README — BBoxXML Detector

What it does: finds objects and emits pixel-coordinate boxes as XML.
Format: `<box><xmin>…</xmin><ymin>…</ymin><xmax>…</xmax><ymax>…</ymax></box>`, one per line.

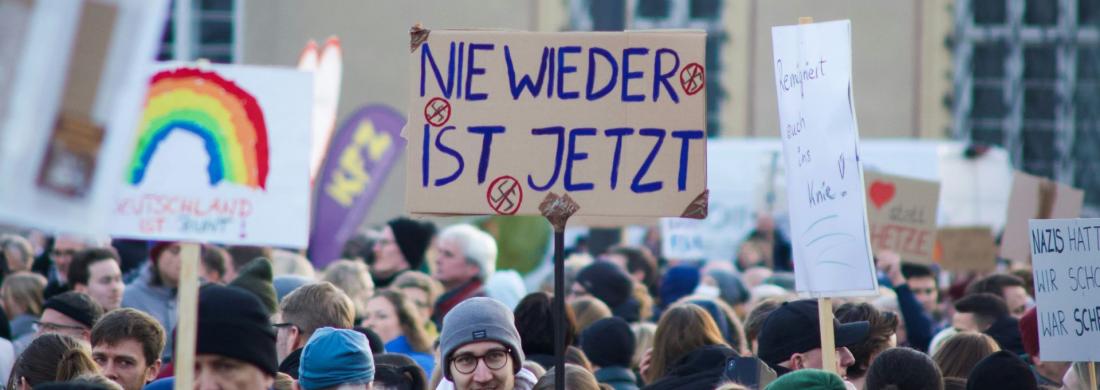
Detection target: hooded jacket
<box><xmin>641</xmin><ymin>344</ymin><xmax>739</xmax><ymax>390</ymax></box>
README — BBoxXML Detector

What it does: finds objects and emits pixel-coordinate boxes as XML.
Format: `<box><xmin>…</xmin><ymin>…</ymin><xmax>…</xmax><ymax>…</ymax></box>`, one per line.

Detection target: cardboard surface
<box><xmin>109</xmin><ymin>63</ymin><xmax>312</xmax><ymax>247</ymax></box>
<box><xmin>1028</xmin><ymin>218</ymin><xmax>1100</xmax><ymax>362</ymax></box>
<box><xmin>1001</xmin><ymin>171</ymin><xmax>1084</xmax><ymax>263</ymax></box>
<box><xmin>864</xmin><ymin>170</ymin><xmax>940</xmax><ymax>264</ymax></box>
<box><xmin>0</xmin><ymin>0</ymin><xmax>168</xmax><ymax>235</ymax></box>
<box><xmin>404</xmin><ymin>29</ymin><xmax>708</xmax><ymax>218</ymax></box>
<box><xmin>772</xmin><ymin>20</ymin><xmax>877</xmax><ymax>297</ymax></box>
<box><xmin>936</xmin><ymin>227</ymin><xmax>997</xmax><ymax>272</ymax></box>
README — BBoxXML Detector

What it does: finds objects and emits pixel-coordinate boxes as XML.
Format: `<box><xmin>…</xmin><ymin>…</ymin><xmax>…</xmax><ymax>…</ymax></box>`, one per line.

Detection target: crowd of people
<box><xmin>0</xmin><ymin>214</ymin><xmax>1095</xmax><ymax>390</ymax></box>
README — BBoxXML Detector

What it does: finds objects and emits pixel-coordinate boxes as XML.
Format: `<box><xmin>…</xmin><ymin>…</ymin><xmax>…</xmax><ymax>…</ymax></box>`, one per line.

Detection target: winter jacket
<box><xmin>642</xmin><ymin>344</ymin><xmax>739</xmax><ymax>390</ymax></box>
<box><xmin>122</xmin><ymin>264</ymin><xmax>177</xmax><ymax>361</ymax></box>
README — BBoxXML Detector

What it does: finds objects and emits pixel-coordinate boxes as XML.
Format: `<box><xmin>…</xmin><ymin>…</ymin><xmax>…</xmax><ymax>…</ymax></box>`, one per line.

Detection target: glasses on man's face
<box><xmin>272</xmin><ymin>322</ymin><xmax>298</xmax><ymax>332</ymax></box>
<box><xmin>451</xmin><ymin>348</ymin><xmax>510</xmax><ymax>374</ymax></box>
<box><xmin>50</xmin><ymin>249</ymin><xmax>77</xmax><ymax>259</ymax></box>
<box><xmin>33</xmin><ymin>321</ymin><xmax>86</xmax><ymax>333</ymax></box>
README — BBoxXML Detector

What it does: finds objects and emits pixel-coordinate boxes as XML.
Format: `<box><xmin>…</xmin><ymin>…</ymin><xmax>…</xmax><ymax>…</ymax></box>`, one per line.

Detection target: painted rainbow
<box><xmin>128</xmin><ymin>67</ymin><xmax>269</xmax><ymax>190</ymax></box>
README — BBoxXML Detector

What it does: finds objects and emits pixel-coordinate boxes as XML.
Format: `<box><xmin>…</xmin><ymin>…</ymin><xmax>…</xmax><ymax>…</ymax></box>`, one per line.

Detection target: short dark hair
<box><xmin>91</xmin><ymin>308</ymin><xmax>166</xmax><ymax>366</ymax></box>
<box><xmin>44</xmin><ymin>292</ymin><xmax>105</xmax><ymax>329</ymax></box>
<box><xmin>226</xmin><ymin>246</ymin><xmax>272</xmax><ymax>272</ymax></box>
<box><xmin>744</xmin><ymin>298</ymin><xmax>783</xmax><ymax>350</ymax></box>
<box><xmin>607</xmin><ymin>246</ymin><xmax>660</xmax><ymax>295</ymax></box>
<box><xmin>514</xmin><ymin>292</ymin><xmax>576</xmax><ymax>357</ymax></box>
<box><xmin>900</xmin><ymin>262</ymin><xmax>936</xmax><ymax>280</ymax></box>
<box><xmin>954</xmin><ymin>293</ymin><xmax>1009</xmax><ymax>329</ymax></box>
<box><xmin>67</xmin><ymin>248</ymin><xmax>119</xmax><ymax>287</ymax></box>
<box><xmin>201</xmin><ymin>245</ymin><xmax>229</xmax><ymax>282</ymax></box>
<box><xmin>965</xmin><ymin>274</ymin><xmax>1025</xmax><ymax>299</ymax></box>
<box><xmin>835</xmin><ymin>302</ymin><xmax>899</xmax><ymax>379</ymax></box>
<box><xmin>865</xmin><ymin>347</ymin><xmax>944</xmax><ymax>390</ymax></box>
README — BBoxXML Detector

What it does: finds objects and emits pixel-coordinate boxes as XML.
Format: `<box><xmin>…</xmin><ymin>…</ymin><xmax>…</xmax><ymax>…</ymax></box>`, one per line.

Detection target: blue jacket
<box><xmin>384</xmin><ymin>335</ymin><xmax>435</xmax><ymax>376</ymax></box>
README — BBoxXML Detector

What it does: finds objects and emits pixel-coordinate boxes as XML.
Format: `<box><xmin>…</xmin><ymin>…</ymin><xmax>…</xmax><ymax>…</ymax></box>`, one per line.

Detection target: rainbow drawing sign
<box><xmin>110</xmin><ymin>64</ymin><xmax>312</xmax><ymax>247</ymax></box>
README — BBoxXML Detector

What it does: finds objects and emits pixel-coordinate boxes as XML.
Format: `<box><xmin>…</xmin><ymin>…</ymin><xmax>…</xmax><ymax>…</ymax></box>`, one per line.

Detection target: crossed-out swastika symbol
<box><xmin>486</xmin><ymin>176</ymin><xmax>523</xmax><ymax>215</ymax></box>
<box><xmin>680</xmin><ymin>63</ymin><xmax>705</xmax><ymax>96</ymax></box>
<box><xmin>424</xmin><ymin>97</ymin><xmax>451</xmax><ymax>126</ymax></box>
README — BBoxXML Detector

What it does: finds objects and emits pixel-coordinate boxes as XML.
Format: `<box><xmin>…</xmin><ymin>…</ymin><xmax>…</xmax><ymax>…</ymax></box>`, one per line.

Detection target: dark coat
<box><xmin>641</xmin><ymin>344</ymin><xmax>738</xmax><ymax>390</ymax></box>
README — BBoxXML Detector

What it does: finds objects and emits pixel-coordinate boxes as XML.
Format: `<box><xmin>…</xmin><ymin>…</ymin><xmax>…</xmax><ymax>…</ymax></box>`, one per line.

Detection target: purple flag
<box><xmin>309</xmin><ymin>104</ymin><xmax>405</xmax><ymax>268</ymax></box>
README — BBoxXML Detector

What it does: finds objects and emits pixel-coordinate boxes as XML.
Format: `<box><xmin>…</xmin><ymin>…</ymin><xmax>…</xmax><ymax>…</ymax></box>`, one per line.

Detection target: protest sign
<box><xmin>309</xmin><ymin>104</ymin><xmax>405</xmax><ymax>268</ymax></box>
<box><xmin>936</xmin><ymin>227</ymin><xmax>997</xmax><ymax>272</ymax></box>
<box><xmin>660</xmin><ymin>218</ymin><xmax>706</xmax><ymax>260</ymax></box>
<box><xmin>1001</xmin><ymin>171</ymin><xmax>1084</xmax><ymax>263</ymax></box>
<box><xmin>298</xmin><ymin>37</ymin><xmax>343</xmax><ymax>179</ymax></box>
<box><xmin>1028</xmin><ymin>218</ymin><xmax>1100</xmax><ymax>362</ymax></box>
<box><xmin>404</xmin><ymin>29</ymin><xmax>708</xmax><ymax>218</ymax></box>
<box><xmin>0</xmin><ymin>0</ymin><xmax>168</xmax><ymax>235</ymax></box>
<box><xmin>864</xmin><ymin>171</ymin><xmax>940</xmax><ymax>264</ymax></box>
<box><xmin>110</xmin><ymin>63</ymin><xmax>313</xmax><ymax>248</ymax></box>
<box><xmin>772</xmin><ymin>20</ymin><xmax>876</xmax><ymax>297</ymax></box>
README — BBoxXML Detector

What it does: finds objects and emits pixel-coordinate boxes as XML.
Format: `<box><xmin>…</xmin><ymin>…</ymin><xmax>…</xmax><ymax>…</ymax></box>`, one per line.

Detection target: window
<box><xmin>157</xmin><ymin>0</ymin><xmax>237</xmax><ymax>63</ymax></box>
<box><xmin>955</xmin><ymin>0</ymin><xmax>1100</xmax><ymax>211</ymax></box>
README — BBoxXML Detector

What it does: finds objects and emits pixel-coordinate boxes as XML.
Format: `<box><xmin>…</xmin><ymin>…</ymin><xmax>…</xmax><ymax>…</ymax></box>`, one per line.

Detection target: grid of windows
<box><xmin>569</xmin><ymin>0</ymin><xmax>727</xmax><ymax>136</ymax></box>
<box><xmin>158</xmin><ymin>0</ymin><xmax>237</xmax><ymax>63</ymax></box>
<box><xmin>954</xmin><ymin>0</ymin><xmax>1100</xmax><ymax>210</ymax></box>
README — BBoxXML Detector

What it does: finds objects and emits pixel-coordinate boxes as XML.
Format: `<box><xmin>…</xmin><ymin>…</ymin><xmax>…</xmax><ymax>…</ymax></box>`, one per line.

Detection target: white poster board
<box><xmin>772</xmin><ymin>20</ymin><xmax>877</xmax><ymax>297</ymax></box>
<box><xmin>1028</xmin><ymin>218</ymin><xmax>1100</xmax><ymax>362</ymax></box>
<box><xmin>0</xmin><ymin>0</ymin><xmax>167</xmax><ymax>235</ymax></box>
<box><xmin>110</xmin><ymin>63</ymin><xmax>312</xmax><ymax>247</ymax></box>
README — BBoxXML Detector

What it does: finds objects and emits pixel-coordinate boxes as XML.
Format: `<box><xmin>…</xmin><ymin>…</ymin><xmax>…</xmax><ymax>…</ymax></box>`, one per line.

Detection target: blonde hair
<box><xmin>932</xmin><ymin>332</ymin><xmax>1000</xmax><ymax>378</ymax></box>
<box><xmin>2</xmin><ymin>272</ymin><xmax>46</xmax><ymax>317</ymax></box>
<box><xmin>533</xmin><ymin>364</ymin><xmax>601</xmax><ymax>390</ymax></box>
<box><xmin>392</xmin><ymin>271</ymin><xmax>443</xmax><ymax>308</ymax></box>
<box><xmin>8</xmin><ymin>334</ymin><xmax>98</xmax><ymax>389</ymax></box>
<box><xmin>322</xmin><ymin>260</ymin><xmax>375</xmax><ymax>317</ymax></box>
<box><xmin>631</xmin><ymin>322</ymin><xmax>657</xmax><ymax>371</ymax></box>
<box><xmin>370</xmin><ymin>289</ymin><xmax>433</xmax><ymax>353</ymax></box>
<box><xmin>272</xmin><ymin>249</ymin><xmax>316</xmax><ymax>278</ymax></box>
<box><xmin>0</xmin><ymin>235</ymin><xmax>33</xmax><ymax>272</ymax></box>
<box><xmin>570</xmin><ymin>296</ymin><xmax>612</xmax><ymax>332</ymax></box>
<box><xmin>645</xmin><ymin>304</ymin><xmax>728</xmax><ymax>383</ymax></box>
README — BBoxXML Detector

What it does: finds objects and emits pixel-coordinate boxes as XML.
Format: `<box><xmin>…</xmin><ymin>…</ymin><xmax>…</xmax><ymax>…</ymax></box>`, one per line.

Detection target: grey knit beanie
<box><xmin>439</xmin><ymin>297</ymin><xmax>524</xmax><ymax>380</ymax></box>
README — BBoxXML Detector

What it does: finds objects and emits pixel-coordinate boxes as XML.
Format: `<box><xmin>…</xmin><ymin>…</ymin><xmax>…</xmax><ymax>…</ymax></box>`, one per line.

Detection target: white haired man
<box><xmin>431</xmin><ymin>224</ymin><xmax>497</xmax><ymax>327</ymax></box>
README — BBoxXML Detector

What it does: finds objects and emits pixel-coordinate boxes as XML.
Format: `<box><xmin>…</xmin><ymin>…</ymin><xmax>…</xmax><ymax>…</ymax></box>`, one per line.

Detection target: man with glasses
<box><xmin>43</xmin><ymin>234</ymin><xmax>109</xmax><ymax>299</ymax></box>
<box><xmin>439</xmin><ymin>297</ymin><xmax>537</xmax><ymax>390</ymax></box>
<box><xmin>14</xmin><ymin>291</ymin><xmax>105</xmax><ymax>355</ymax></box>
<box><xmin>275</xmin><ymin>282</ymin><xmax>355</xmax><ymax>379</ymax></box>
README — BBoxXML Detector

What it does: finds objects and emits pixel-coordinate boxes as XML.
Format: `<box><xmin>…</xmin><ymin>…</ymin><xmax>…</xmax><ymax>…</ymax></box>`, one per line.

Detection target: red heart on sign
<box><xmin>868</xmin><ymin>181</ymin><xmax>896</xmax><ymax>210</ymax></box>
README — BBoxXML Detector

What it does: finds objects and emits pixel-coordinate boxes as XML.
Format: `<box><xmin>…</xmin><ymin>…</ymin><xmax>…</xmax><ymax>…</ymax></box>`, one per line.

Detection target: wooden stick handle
<box><xmin>1089</xmin><ymin>361</ymin><xmax>1097</xmax><ymax>390</ymax></box>
<box><xmin>174</xmin><ymin>243</ymin><xmax>201</xmax><ymax>390</ymax></box>
<box><xmin>818</xmin><ymin>297</ymin><xmax>837</xmax><ymax>376</ymax></box>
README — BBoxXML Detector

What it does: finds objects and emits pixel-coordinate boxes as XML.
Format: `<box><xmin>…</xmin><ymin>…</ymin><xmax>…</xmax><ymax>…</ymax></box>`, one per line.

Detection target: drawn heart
<box><xmin>868</xmin><ymin>181</ymin><xmax>896</xmax><ymax>210</ymax></box>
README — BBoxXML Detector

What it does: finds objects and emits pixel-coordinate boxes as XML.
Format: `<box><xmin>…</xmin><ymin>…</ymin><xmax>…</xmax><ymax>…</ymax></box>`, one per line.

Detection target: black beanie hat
<box><xmin>575</xmin><ymin>262</ymin><xmax>633</xmax><ymax>308</ymax></box>
<box><xmin>229</xmin><ymin>257</ymin><xmax>277</xmax><ymax>314</ymax></box>
<box><xmin>197</xmin><ymin>284</ymin><xmax>278</xmax><ymax>375</ymax></box>
<box><xmin>387</xmin><ymin>217</ymin><xmax>436</xmax><ymax>271</ymax></box>
<box><xmin>581</xmin><ymin>317</ymin><xmax>635</xmax><ymax>368</ymax></box>
<box><xmin>43</xmin><ymin>292</ymin><xmax>104</xmax><ymax>329</ymax></box>
<box><xmin>967</xmin><ymin>350</ymin><xmax>1038</xmax><ymax>390</ymax></box>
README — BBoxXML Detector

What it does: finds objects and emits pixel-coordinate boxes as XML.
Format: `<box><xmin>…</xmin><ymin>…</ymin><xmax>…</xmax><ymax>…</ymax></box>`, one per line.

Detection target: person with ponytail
<box><xmin>8</xmin><ymin>333</ymin><xmax>99</xmax><ymax>389</ymax></box>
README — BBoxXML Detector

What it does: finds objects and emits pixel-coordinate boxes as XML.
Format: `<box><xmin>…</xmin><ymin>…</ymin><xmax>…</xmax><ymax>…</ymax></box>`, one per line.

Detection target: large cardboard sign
<box><xmin>864</xmin><ymin>171</ymin><xmax>940</xmax><ymax>264</ymax></box>
<box><xmin>110</xmin><ymin>64</ymin><xmax>312</xmax><ymax>247</ymax></box>
<box><xmin>1001</xmin><ymin>171</ymin><xmax>1084</xmax><ymax>263</ymax></box>
<box><xmin>309</xmin><ymin>105</ymin><xmax>405</xmax><ymax>268</ymax></box>
<box><xmin>936</xmin><ymin>227</ymin><xmax>997</xmax><ymax>272</ymax></box>
<box><xmin>0</xmin><ymin>0</ymin><xmax>168</xmax><ymax>235</ymax></box>
<box><xmin>404</xmin><ymin>29</ymin><xmax>708</xmax><ymax>218</ymax></box>
<box><xmin>1028</xmin><ymin>218</ymin><xmax>1100</xmax><ymax>362</ymax></box>
<box><xmin>772</xmin><ymin>20</ymin><xmax>876</xmax><ymax>297</ymax></box>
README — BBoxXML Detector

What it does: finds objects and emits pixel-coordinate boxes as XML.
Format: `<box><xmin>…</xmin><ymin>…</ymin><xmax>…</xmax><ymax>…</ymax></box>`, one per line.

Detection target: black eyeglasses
<box><xmin>451</xmin><ymin>348</ymin><xmax>510</xmax><ymax>374</ymax></box>
<box><xmin>33</xmin><ymin>321</ymin><xmax>86</xmax><ymax>333</ymax></box>
<box><xmin>272</xmin><ymin>322</ymin><xmax>298</xmax><ymax>331</ymax></box>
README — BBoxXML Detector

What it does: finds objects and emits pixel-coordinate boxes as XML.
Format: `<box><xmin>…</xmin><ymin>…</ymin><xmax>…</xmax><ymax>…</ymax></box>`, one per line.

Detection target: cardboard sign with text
<box><xmin>404</xmin><ymin>29</ymin><xmax>708</xmax><ymax>218</ymax></box>
<box><xmin>772</xmin><ymin>20</ymin><xmax>877</xmax><ymax>297</ymax></box>
<box><xmin>935</xmin><ymin>227</ymin><xmax>997</xmax><ymax>272</ymax></box>
<box><xmin>1028</xmin><ymin>218</ymin><xmax>1100</xmax><ymax>361</ymax></box>
<box><xmin>864</xmin><ymin>171</ymin><xmax>940</xmax><ymax>264</ymax></box>
<box><xmin>110</xmin><ymin>63</ymin><xmax>312</xmax><ymax>248</ymax></box>
<box><xmin>1001</xmin><ymin>171</ymin><xmax>1083</xmax><ymax>263</ymax></box>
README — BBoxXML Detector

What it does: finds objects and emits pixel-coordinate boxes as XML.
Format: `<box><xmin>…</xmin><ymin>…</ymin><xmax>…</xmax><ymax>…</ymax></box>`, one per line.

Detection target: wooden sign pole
<box><xmin>1089</xmin><ymin>361</ymin><xmax>1097</xmax><ymax>390</ymax></box>
<box><xmin>174</xmin><ymin>242</ymin><xmax>201</xmax><ymax>390</ymax></box>
<box><xmin>795</xmin><ymin>14</ymin><xmax>839</xmax><ymax>377</ymax></box>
